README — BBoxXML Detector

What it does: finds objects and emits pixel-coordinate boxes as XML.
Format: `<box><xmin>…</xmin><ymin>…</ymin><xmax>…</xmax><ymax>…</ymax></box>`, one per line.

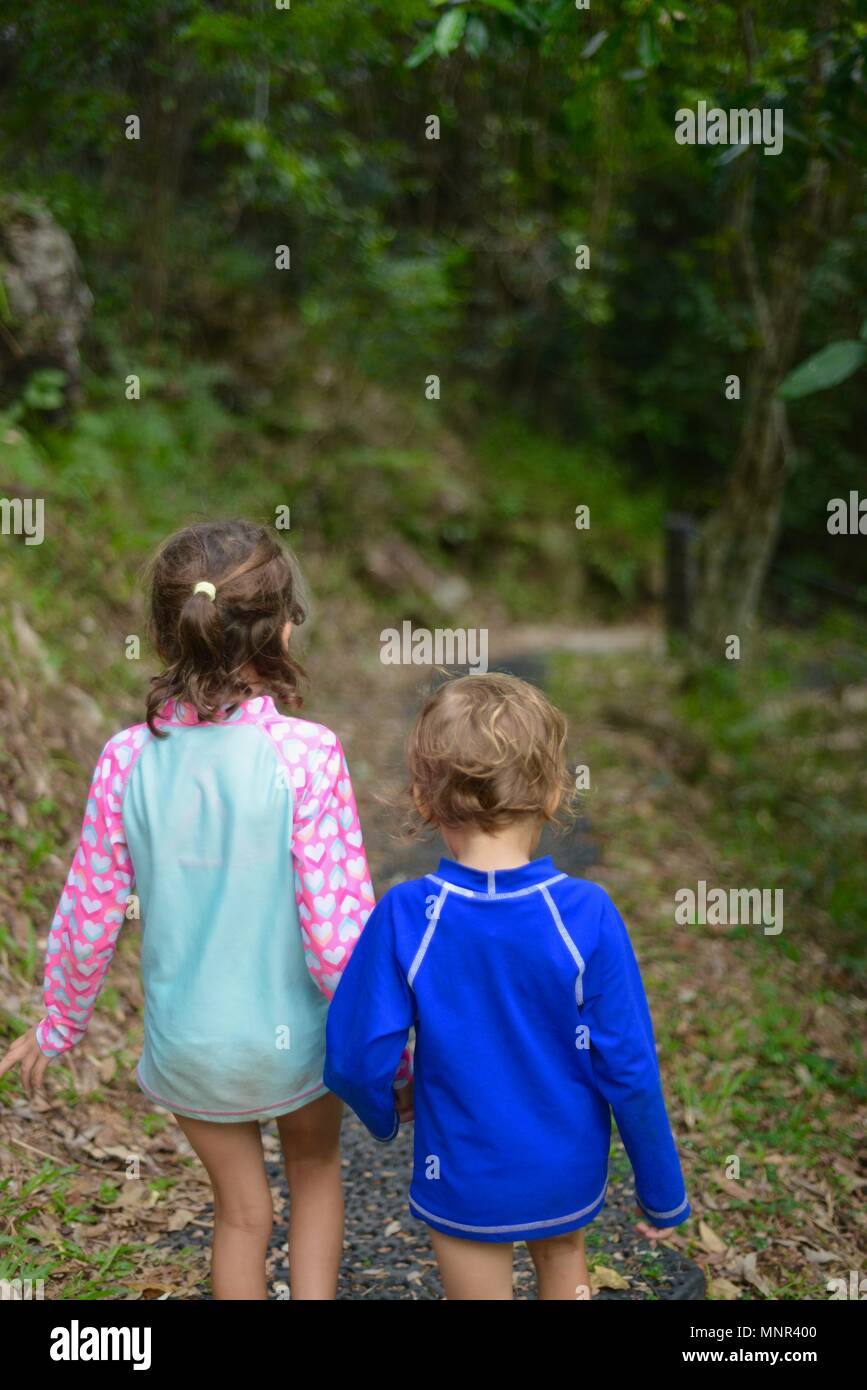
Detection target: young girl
<box><xmin>325</xmin><ymin>672</ymin><xmax>691</xmax><ymax>1301</ymax></box>
<box><xmin>0</xmin><ymin>518</ymin><xmax>407</xmax><ymax>1300</ymax></box>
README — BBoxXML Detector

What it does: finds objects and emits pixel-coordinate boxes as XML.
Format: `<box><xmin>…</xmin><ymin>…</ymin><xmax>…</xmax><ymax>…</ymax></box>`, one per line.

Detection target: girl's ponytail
<box><xmin>144</xmin><ymin>520</ymin><xmax>308</xmax><ymax>735</ymax></box>
<box><xmin>177</xmin><ymin>583</ymin><xmax>224</xmax><ymax>670</ymax></box>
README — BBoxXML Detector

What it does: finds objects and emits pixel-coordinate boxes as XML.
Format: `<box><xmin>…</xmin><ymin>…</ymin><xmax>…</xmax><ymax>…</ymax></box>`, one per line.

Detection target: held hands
<box><xmin>0</xmin><ymin>1028</ymin><xmax>51</xmax><ymax>1096</ymax></box>
<box><xmin>394</xmin><ymin>1079</ymin><xmax>414</xmax><ymax>1123</ymax></box>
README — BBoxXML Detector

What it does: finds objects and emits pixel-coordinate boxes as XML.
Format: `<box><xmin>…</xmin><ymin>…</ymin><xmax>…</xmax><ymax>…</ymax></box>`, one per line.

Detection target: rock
<box><xmin>0</xmin><ymin>195</ymin><xmax>93</xmax><ymax>406</ymax></box>
<box><xmin>11</xmin><ymin>603</ymin><xmax>57</xmax><ymax>685</ymax></box>
<box><xmin>363</xmin><ymin>536</ymin><xmax>471</xmax><ymax>610</ymax></box>
<box><xmin>66</xmin><ymin>685</ymin><xmax>105</xmax><ymax>738</ymax></box>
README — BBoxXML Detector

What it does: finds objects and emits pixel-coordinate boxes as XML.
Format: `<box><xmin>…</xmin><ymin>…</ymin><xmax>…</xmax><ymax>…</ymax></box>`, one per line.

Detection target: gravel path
<box><xmin>160</xmin><ymin>1114</ymin><xmax>702</xmax><ymax>1300</ymax></box>
<box><xmin>334</xmin><ymin>1117</ymin><xmax>703</xmax><ymax>1300</ymax></box>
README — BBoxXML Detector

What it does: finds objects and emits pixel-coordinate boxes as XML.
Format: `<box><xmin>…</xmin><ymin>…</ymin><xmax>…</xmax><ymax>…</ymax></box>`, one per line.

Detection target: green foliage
<box><xmin>677</xmin><ymin>626</ymin><xmax>867</xmax><ymax>967</ymax></box>
<box><xmin>22</xmin><ymin>369</ymin><xmax>67</xmax><ymax>413</ymax></box>
<box><xmin>0</xmin><ymin>0</ymin><xmax>863</xmax><ymax>606</ymax></box>
<box><xmin>778</xmin><ymin>340</ymin><xmax>867</xmax><ymax>400</ymax></box>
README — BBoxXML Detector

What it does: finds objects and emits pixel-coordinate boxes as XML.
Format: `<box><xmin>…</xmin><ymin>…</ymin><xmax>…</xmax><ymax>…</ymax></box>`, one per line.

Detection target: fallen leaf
<box><xmin>166</xmin><ymin>1207</ymin><xmax>199</xmax><ymax>1232</ymax></box>
<box><xmin>731</xmin><ymin>1251</ymin><xmax>772</xmax><ymax>1297</ymax></box>
<box><xmin>708</xmin><ymin>1277</ymin><xmax>741</xmax><ymax>1300</ymax></box>
<box><xmin>591</xmin><ymin>1264</ymin><xmax>630</xmax><ymax>1291</ymax></box>
<box><xmin>98</xmin><ymin>1057</ymin><xmax>117</xmax><ymax>1084</ymax></box>
<box><xmin>715</xmin><ymin>1176</ymin><xmax>754</xmax><ymax>1201</ymax></box>
<box><xmin>802</xmin><ymin>1248</ymin><xmax>841</xmax><ymax>1265</ymax></box>
<box><xmin>120</xmin><ymin>1281</ymin><xmax>180</xmax><ymax>1298</ymax></box>
<box><xmin>116</xmin><ymin>1182</ymin><xmax>148</xmax><ymax>1208</ymax></box>
<box><xmin>698</xmin><ymin>1220</ymin><xmax>727</xmax><ymax>1254</ymax></box>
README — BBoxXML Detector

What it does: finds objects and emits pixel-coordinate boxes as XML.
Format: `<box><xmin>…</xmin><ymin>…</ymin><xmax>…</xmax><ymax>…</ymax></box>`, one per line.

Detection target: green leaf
<box><xmin>405</xmin><ymin>32</ymin><xmax>437</xmax><ymax>68</ymax></box>
<box><xmin>23</xmin><ymin>368</ymin><xmax>68</xmax><ymax>412</ymax></box>
<box><xmin>637</xmin><ymin>20</ymin><xmax>658</xmax><ymax>69</ymax></box>
<box><xmin>859</xmin><ymin>316</ymin><xmax>867</xmax><ymax>343</ymax></box>
<box><xmin>581</xmin><ymin>30</ymin><xmax>608</xmax><ymax>59</ymax></box>
<box><xmin>464</xmin><ymin>16</ymin><xmax>489</xmax><ymax>58</ymax></box>
<box><xmin>434</xmin><ymin>8</ymin><xmax>467</xmax><ymax>57</ymax></box>
<box><xmin>477</xmin><ymin>0</ymin><xmax>539</xmax><ymax>30</ymax></box>
<box><xmin>777</xmin><ymin>341</ymin><xmax>867</xmax><ymax>400</ymax></box>
<box><xmin>0</xmin><ymin>270</ymin><xmax>10</xmax><ymax>325</ymax></box>
<box><xmin>716</xmin><ymin>141</ymin><xmax>749</xmax><ymax>165</ymax></box>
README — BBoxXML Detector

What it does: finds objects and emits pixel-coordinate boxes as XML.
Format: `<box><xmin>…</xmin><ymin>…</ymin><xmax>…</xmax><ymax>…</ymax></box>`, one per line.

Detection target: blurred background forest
<box><xmin>0</xmin><ymin>1</ymin><xmax>865</xmax><ymax>1299</ymax></box>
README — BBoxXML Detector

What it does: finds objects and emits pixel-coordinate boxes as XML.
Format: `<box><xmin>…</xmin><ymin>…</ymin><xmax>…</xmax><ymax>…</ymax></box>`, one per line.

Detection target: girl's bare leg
<box><xmin>174</xmin><ymin>1115</ymin><xmax>272</xmax><ymax>1300</ymax></box>
<box><xmin>430</xmin><ymin>1229</ymin><xmax>514</xmax><ymax>1300</ymax></box>
<box><xmin>527</xmin><ymin>1228</ymin><xmax>590</xmax><ymax>1300</ymax></box>
<box><xmin>276</xmin><ymin>1091</ymin><xmax>344</xmax><ymax>1300</ymax></box>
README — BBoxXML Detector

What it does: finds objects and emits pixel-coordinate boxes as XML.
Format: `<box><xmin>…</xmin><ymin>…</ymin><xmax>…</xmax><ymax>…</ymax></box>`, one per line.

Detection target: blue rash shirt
<box><xmin>324</xmin><ymin>855</ymin><xmax>691</xmax><ymax>1243</ymax></box>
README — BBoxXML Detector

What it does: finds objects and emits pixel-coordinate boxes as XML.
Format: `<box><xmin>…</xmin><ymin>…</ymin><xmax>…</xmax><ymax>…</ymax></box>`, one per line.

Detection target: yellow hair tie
<box><xmin>193</xmin><ymin>581</ymin><xmax>216</xmax><ymax>601</ymax></box>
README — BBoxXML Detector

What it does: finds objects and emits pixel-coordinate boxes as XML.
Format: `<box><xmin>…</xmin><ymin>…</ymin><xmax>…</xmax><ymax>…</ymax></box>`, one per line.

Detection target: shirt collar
<box><xmin>158</xmin><ymin>694</ymin><xmax>278</xmax><ymax>727</ymax></box>
<box><xmin>431</xmin><ymin>855</ymin><xmax>559</xmax><ymax>895</ymax></box>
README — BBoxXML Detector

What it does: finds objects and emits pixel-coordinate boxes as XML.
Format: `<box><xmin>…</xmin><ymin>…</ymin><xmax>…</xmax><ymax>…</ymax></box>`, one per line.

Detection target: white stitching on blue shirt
<box><xmin>638</xmin><ymin>1192</ymin><xmax>690</xmax><ymax>1220</ymax></box>
<box><xmin>407</xmin><ymin>882</ymin><xmax>451</xmax><ymax>988</ymax></box>
<box><xmin>540</xmin><ymin>883</ymin><xmax>586</xmax><ymax>1006</ymax></box>
<box><xmin>424</xmin><ymin>872</ymin><xmax>567</xmax><ymax>901</ymax></box>
<box><xmin>409</xmin><ymin>1176</ymin><xmax>608</xmax><ymax>1234</ymax></box>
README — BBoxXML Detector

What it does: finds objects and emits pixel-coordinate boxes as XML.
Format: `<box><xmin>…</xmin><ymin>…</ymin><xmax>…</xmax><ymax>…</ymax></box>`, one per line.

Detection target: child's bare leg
<box><xmin>430</xmin><ymin>1229</ymin><xmax>514</xmax><ymax>1300</ymax></box>
<box><xmin>174</xmin><ymin>1115</ymin><xmax>272</xmax><ymax>1300</ymax></box>
<box><xmin>527</xmin><ymin>1228</ymin><xmax>590</xmax><ymax>1301</ymax></box>
<box><xmin>276</xmin><ymin>1091</ymin><xmax>344</xmax><ymax>1300</ymax></box>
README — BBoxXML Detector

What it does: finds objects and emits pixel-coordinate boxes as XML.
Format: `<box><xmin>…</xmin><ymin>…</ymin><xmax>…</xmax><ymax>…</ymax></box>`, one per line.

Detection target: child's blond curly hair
<box><xmin>405</xmin><ymin>672</ymin><xmax>576</xmax><ymax>835</ymax></box>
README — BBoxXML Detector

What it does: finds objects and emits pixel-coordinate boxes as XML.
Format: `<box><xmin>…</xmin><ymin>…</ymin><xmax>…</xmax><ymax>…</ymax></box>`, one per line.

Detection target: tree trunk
<box><xmin>691</xmin><ymin>338</ymin><xmax>789</xmax><ymax>651</ymax></box>
<box><xmin>690</xmin><ymin>152</ymin><xmax>829</xmax><ymax>656</ymax></box>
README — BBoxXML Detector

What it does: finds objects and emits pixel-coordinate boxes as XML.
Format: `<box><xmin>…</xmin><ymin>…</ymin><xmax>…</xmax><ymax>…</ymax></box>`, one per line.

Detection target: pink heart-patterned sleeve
<box><xmin>36</xmin><ymin>729</ymin><xmax>144</xmax><ymax>1058</ymax></box>
<box><xmin>283</xmin><ymin>720</ymin><xmax>412</xmax><ymax>1085</ymax></box>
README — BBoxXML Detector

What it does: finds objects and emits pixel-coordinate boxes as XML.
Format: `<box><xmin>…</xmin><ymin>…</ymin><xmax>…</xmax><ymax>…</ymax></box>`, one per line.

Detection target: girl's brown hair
<box><xmin>144</xmin><ymin>520</ymin><xmax>307</xmax><ymax>735</ymax></box>
<box><xmin>405</xmin><ymin>672</ymin><xmax>576</xmax><ymax>835</ymax></box>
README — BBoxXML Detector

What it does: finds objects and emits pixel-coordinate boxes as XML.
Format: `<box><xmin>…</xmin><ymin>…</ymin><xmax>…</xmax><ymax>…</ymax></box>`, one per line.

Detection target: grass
<box><xmin>0</xmin><ymin>1161</ymin><xmax>158</xmax><ymax>1300</ymax></box>
<box><xmin>549</xmin><ymin>627</ymin><xmax>866</xmax><ymax>1299</ymax></box>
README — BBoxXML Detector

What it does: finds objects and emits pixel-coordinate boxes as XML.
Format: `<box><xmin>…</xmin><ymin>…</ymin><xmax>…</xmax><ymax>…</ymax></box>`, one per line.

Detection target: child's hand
<box><xmin>0</xmin><ymin>1028</ymin><xmax>51</xmax><ymax>1096</ymax></box>
<box><xmin>394</xmin><ymin>1080</ymin><xmax>414</xmax><ymax>1123</ymax></box>
<box><xmin>634</xmin><ymin>1208</ymin><xmax>673</xmax><ymax>1243</ymax></box>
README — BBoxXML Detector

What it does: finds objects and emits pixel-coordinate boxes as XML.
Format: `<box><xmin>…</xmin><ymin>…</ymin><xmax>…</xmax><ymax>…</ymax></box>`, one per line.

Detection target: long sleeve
<box><xmin>584</xmin><ymin>896</ymin><xmax>691</xmax><ymax>1228</ymax></box>
<box><xmin>324</xmin><ymin>891</ymin><xmax>414</xmax><ymax>1141</ymax></box>
<box><xmin>287</xmin><ymin>723</ymin><xmax>412</xmax><ymax>1083</ymax></box>
<box><xmin>289</xmin><ymin>728</ymin><xmax>375</xmax><ymax>998</ymax></box>
<box><xmin>37</xmin><ymin>738</ymin><xmax>136</xmax><ymax>1058</ymax></box>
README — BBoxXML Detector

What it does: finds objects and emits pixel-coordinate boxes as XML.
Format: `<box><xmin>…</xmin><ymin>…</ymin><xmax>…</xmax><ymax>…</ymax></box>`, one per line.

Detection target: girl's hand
<box><xmin>0</xmin><ymin>1028</ymin><xmax>51</xmax><ymax>1096</ymax></box>
<box><xmin>395</xmin><ymin>1080</ymin><xmax>414</xmax><ymax>1123</ymax></box>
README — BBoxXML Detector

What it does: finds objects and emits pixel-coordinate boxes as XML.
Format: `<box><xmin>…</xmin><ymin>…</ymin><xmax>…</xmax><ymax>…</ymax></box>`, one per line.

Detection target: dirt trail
<box><xmin>340</xmin><ymin>623</ymin><xmax>661</xmax><ymax>890</ymax></box>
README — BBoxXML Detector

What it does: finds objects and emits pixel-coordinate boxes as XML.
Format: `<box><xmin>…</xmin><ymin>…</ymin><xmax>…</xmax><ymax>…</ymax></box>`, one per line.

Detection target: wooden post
<box><xmin>664</xmin><ymin>513</ymin><xmax>698</xmax><ymax>640</ymax></box>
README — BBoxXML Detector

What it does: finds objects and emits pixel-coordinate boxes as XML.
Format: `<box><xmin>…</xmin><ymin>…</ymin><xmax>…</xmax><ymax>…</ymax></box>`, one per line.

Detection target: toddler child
<box><xmin>325</xmin><ymin>672</ymin><xmax>690</xmax><ymax>1300</ymax></box>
